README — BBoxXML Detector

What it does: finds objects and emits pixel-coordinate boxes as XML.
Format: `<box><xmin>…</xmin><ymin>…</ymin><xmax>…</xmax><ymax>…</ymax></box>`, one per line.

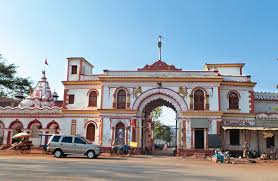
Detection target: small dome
<box><xmin>42</xmin><ymin>95</ymin><xmax>49</xmax><ymax>101</ymax></box>
<box><xmin>52</xmin><ymin>91</ymin><xmax>59</xmax><ymax>98</ymax></box>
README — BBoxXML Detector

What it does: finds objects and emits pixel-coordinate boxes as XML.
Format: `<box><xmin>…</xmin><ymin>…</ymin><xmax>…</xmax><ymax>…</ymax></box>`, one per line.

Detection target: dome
<box><xmin>18</xmin><ymin>70</ymin><xmax>55</xmax><ymax>108</ymax></box>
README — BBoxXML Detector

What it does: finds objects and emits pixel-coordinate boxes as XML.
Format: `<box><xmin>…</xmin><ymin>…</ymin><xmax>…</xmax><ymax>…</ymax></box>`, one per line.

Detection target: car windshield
<box><xmin>80</xmin><ymin>137</ymin><xmax>91</xmax><ymax>144</ymax></box>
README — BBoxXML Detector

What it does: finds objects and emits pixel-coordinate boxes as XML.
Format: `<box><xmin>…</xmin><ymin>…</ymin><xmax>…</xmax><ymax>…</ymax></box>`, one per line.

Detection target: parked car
<box><xmin>46</xmin><ymin>134</ymin><xmax>101</xmax><ymax>159</ymax></box>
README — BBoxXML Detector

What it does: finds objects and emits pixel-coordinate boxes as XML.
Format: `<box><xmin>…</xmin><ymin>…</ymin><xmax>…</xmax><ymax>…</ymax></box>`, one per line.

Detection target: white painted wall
<box><xmin>66</xmin><ymin>87</ymin><xmax>102</xmax><ymax>110</ymax></box>
<box><xmin>68</xmin><ymin>59</ymin><xmax>80</xmax><ymax>81</ymax></box>
<box><xmin>220</xmin><ymin>88</ymin><xmax>250</xmax><ymax>113</ymax></box>
<box><xmin>216</xmin><ymin>67</ymin><xmax>241</xmax><ymax>76</ymax></box>
<box><xmin>102</xmin><ymin>117</ymin><xmax>111</xmax><ymax>146</ymax></box>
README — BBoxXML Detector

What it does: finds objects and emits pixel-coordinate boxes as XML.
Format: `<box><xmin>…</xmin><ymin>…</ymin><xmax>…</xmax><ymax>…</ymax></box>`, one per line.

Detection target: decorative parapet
<box><xmin>138</xmin><ymin>60</ymin><xmax>182</xmax><ymax>71</ymax></box>
<box><xmin>0</xmin><ymin>106</ymin><xmax>62</xmax><ymax>115</ymax></box>
<box><xmin>254</xmin><ymin>92</ymin><xmax>278</xmax><ymax>101</ymax></box>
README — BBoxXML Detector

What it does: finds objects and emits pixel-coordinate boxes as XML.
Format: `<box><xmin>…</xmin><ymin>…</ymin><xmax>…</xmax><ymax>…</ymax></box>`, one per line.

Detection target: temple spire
<box><xmin>158</xmin><ymin>35</ymin><xmax>162</xmax><ymax>60</ymax></box>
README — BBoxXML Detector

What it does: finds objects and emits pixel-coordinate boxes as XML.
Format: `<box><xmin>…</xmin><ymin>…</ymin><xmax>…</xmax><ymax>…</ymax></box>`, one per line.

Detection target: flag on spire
<box><xmin>45</xmin><ymin>59</ymin><xmax>48</xmax><ymax>65</ymax></box>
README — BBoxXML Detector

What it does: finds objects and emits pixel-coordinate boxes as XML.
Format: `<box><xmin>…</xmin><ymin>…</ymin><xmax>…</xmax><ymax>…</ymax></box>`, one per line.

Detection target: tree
<box><xmin>151</xmin><ymin>107</ymin><xmax>172</xmax><ymax>143</ymax></box>
<box><xmin>0</xmin><ymin>54</ymin><xmax>32</xmax><ymax>97</ymax></box>
<box><xmin>150</xmin><ymin>107</ymin><xmax>162</xmax><ymax>122</ymax></box>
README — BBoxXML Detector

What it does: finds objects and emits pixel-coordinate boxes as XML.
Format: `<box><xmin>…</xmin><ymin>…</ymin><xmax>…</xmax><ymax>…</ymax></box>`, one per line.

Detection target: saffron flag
<box><xmin>45</xmin><ymin>59</ymin><xmax>48</xmax><ymax>65</ymax></box>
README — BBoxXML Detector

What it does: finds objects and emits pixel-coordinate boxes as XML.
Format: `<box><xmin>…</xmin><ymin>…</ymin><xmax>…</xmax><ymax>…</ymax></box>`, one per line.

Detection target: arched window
<box><xmin>117</xmin><ymin>89</ymin><xmax>127</xmax><ymax>109</ymax></box>
<box><xmin>30</xmin><ymin>124</ymin><xmax>40</xmax><ymax>138</ymax></box>
<box><xmin>115</xmin><ymin>122</ymin><xmax>125</xmax><ymax>145</ymax></box>
<box><xmin>229</xmin><ymin>92</ymin><xmax>239</xmax><ymax>109</ymax></box>
<box><xmin>88</xmin><ymin>91</ymin><xmax>98</xmax><ymax>107</ymax></box>
<box><xmin>10</xmin><ymin>121</ymin><xmax>23</xmax><ymax>137</ymax></box>
<box><xmin>194</xmin><ymin>90</ymin><xmax>205</xmax><ymax>110</ymax></box>
<box><xmin>47</xmin><ymin>121</ymin><xmax>59</xmax><ymax>134</ymax></box>
<box><xmin>86</xmin><ymin>123</ymin><xmax>96</xmax><ymax>142</ymax></box>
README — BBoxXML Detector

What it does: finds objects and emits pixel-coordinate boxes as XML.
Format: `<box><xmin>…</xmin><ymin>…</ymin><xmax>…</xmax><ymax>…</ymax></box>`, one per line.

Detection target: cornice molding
<box><xmin>221</xmin><ymin>81</ymin><xmax>256</xmax><ymax>87</ymax></box>
<box><xmin>181</xmin><ymin>111</ymin><xmax>223</xmax><ymax>116</ymax></box>
<box><xmin>223</xmin><ymin>112</ymin><xmax>256</xmax><ymax>118</ymax></box>
<box><xmin>99</xmin><ymin>76</ymin><xmax>223</xmax><ymax>82</ymax></box>
<box><xmin>62</xmin><ymin>81</ymin><xmax>102</xmax><ymax>85</ymax></box>
<box><xmin>62</xmin><ymin>109</ymin><xmax>137</xmax><ymax>115</ymax></box>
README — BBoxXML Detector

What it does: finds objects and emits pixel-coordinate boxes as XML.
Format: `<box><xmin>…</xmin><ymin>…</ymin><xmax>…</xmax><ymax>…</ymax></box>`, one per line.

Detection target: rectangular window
<box><xmin>74</xmin><ymin>137</ymin><xmax>86</xmax><ymax>144</ymax></box>
<box><xmin>61</xmin><ymin>136</ymin><xmax>73</xmax><ymax>143</ymax></box>
<box><xmin>230</xmin><ymin>129</ymin><xmax>240</xmax><ymax>145</ymax></box>
<box><xmin>266</xmin><ymin>136</ymin><xmax>275</xmax><ymax>148</ymax></box>
<box><xmin>71</xmin><ymin>120</ymin><xmax>77</xmax><ymax>135</ymax></box>
<box><xmin>71</xmin><ymin>65</ymin><xmax>78</xmax><ymax>74</ymax></box>
<box><xmin>68</xmin><ymin>95</ymin><xmax>75</xmax><ymax>104</ymax></box>
<box><xmin>52</xmin><ymin>136</ymin><xmax>61</xmax><ymax>142</ymax></box>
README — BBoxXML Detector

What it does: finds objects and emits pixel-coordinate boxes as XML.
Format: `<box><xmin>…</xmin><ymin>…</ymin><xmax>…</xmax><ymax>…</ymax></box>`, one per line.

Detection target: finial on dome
<box><xmin>52</xmin><ymin>91</ymin><xmax>59</xmax><ymax>101</ymax></box>
<box><xmin>42</xmin><ymin>70</ymin><xmax>46</xmax><ymax>77</ymax></box>
<box><xmin>42</xmin><ymin>70</ymin><xmax>47</xmax><ymax>80</ymax></box>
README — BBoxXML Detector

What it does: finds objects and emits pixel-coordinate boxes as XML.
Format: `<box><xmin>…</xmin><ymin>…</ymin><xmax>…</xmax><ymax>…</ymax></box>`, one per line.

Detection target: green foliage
<box><xmin>151</xmin><ymin>107</ymin><xmax>172</xmax><ymax>143</ymax></box>
<box><xmin>0</xmin><ymin>54</ymin><xmax>32</xmax><ymax>97</ymax></box>
<box><xmin>150</xmin><ymin>107</ymin><xmax>162</xmax><ymax>122</ymax></box>
<box><xmin>153</xmin><ymin>123</ymin><xmax>172</xmax><ymax>143</ymax></box>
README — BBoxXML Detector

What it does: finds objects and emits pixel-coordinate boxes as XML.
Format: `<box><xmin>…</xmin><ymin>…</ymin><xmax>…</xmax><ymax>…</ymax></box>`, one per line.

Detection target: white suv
<box><xmin>47</xmin><ymin>135</ymin><xmax>101</xmax><ymax>159</ymax></box>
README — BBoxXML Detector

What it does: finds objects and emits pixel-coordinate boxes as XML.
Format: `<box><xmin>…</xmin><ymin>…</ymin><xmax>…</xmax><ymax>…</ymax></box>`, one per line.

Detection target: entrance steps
<box><xmin>193</xmin><ymin>152</ymin><xmax>206</xmax><ymax>159</ymax></box>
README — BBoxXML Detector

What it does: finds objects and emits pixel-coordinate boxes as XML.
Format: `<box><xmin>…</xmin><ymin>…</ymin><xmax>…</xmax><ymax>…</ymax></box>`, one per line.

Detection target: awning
<box><xmin>222</xmin><ymin>126</ymin><xmax>278</xmax><ymax>131</ymax></box>
<box><xmin>191</xmin><ymin>118</ymin><xmax>209</xmax><ymax>128</ymax></box>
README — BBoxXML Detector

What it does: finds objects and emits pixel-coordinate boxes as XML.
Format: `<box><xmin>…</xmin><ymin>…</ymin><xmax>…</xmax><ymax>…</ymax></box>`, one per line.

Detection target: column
<box><xmin>204</xmin><ymin>128</ymin><xmax>208</xmax><ymax>150</ymax></box>
<box><xmin>131</xmin><ymin>119</ymin><xmax>136</xmax><ymax>142</ymax></box>
<box><xmin>182</xmin><ymin>120</ymin><xmax>186</xmax><ymax>147</ymax></box>
<box><xmin>3</xmin><ymin>130</ymin><xmax>9</xmax><ymax>145</ymax></box>
<box><xmin>111</xmin><ymin>127</ymin><xmax>115</xmax><ymax>142</ymax></box>
<box><xmin>45</xmin><ymin>131</ymin><xmax>49</xmax><ymax>145</ymax></box>
<box><xmin>186</xmin><ymin>120</ymin><xmax>191</xmax><ymax>149</ymax></box>
<box><xmin>125</xmin><ymin>127</ymin><xmax>129</xmax><ymax>145</ymax></box>
<box><xmin>6</xmin><ymin>130</ymin><xmax>12</xmax><ymax>145</ymax></box>
<box><xmin>191</xmin><ymin>128</ymin><xmax>194</xmax><ymax>149</ymax></box>
<box><xmin>136</xmin><ymin>119</ymin><xmax>141</xmax><ymax>147</ymax></box>
<box><xmin>99</xmin><ymin>119</ymin><xmax>103</xmax><ymax>145</ymax></box>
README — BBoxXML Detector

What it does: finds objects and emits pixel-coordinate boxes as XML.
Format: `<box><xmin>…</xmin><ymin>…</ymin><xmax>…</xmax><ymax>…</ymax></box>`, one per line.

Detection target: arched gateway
<box><xmin>132</xmin><ymin>88</ymin><xmax>188</xmax><ymax>153</ymax></box>
<box><xmin>55</xmin><ymin>56</ymin><xmax>255</xmax><ymax>157</ymax></box>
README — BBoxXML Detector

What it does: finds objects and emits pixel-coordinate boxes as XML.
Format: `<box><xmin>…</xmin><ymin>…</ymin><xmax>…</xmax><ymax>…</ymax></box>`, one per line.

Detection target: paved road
<box><xmin>0</xmin><ymin>155</ymin><xmax>277</xmax><ymax>181</ymax></box>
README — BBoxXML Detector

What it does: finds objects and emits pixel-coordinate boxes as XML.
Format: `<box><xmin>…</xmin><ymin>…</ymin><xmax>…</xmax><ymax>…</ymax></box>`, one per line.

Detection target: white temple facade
<box><xmin>60</xmin><ymin>57</ymin><xmax>256</xmax><ymax>155</ymax></box>
<box><xmin>0</xmin><ymin>57</ymin><xmax>277</xmax><ymax>156</ymax></box>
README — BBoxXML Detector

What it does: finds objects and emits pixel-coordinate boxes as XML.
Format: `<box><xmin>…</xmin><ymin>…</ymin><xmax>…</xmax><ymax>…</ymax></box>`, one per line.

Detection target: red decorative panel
<box><xmin>138</xmin><ymin>60</ymin><xmax>182</xmax><ymax>71</ymax></box>
<box><xmin>217</xmin><ymin>121</ymin><xmax>222</xmax><ymax>136</ymax></box>
<box><xmin>249</xmin><ymin>91</ymin><xmax>255</xmax><ymax>113</ymax></box>
<box><xmin>131</xmin><ymin>119</ymin><xmax>136</xmax><ymax>127</ymax></box>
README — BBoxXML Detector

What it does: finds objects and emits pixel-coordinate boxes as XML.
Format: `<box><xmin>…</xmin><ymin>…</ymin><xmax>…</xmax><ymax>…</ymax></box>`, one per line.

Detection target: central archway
<box><xmin>133</xmin><ymin>88</ymin><xmax>188</xmax><ymax>113</ymax></box>
<box><xmin>133</xmin><ymin>88</ymin><xmax>188</xmax><ymax>155</ymax></box>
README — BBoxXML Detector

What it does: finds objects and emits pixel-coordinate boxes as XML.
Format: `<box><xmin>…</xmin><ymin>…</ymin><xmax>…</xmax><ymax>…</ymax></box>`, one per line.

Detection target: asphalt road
<box><xmin>0</xmin><ymin>155</ymin><xmax>278</xmax><ymax>181</ymax></box>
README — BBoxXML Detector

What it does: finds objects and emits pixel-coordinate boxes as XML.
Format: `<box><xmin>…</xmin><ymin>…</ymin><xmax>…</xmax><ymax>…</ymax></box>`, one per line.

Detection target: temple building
<box><xmin>0</xmin><ymin>56</ymin><xmax>277</xmax><ymax>156</ymax></box>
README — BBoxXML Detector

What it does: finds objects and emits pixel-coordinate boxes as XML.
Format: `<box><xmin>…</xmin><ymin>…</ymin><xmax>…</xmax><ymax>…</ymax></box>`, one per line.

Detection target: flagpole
<box><xmin>158</xmin><ymin>35</ymin><xmax>162</xmax><ymax>60</ymax></box>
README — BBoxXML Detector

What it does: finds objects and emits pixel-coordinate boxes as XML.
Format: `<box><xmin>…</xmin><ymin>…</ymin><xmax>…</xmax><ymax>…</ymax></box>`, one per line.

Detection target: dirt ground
<box><xmin>0</xmin><ymin>149</ymin><xmax>278</xmax><ymax>181</ymax></box>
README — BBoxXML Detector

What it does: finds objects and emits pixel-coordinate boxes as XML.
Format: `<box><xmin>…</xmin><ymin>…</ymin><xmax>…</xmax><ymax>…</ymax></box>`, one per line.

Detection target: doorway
<box><xmin>115</xmin><ymin>122</ymin><xmax>125</xmax><ymax>145</ymax></box>
<box><xmin>195</xmin><ymin>129</ymin><xmax>204</xmax><ymax>149</ymax></box>
<box><xmin>86</xmin><ymin>123</ymin><xmax>96</xmax><ymax>142</ymax></box>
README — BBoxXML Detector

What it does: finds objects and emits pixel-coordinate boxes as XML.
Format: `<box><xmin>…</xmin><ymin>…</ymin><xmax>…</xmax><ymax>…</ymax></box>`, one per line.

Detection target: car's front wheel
<box><xmin>87</xmin><ymin>150</ymin><xmax>95</xmax><ymax>159</ymax></box>
<box><xmin>54</xmin><ymin>149</ymin><xmax>63</xmax><ymax>158</ymax></box>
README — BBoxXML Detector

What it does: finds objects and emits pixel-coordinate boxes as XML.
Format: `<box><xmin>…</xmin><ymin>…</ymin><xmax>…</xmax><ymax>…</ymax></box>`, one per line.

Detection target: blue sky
<box><xmin>1</xmin><ymin>0</ymin><xmax>278</xmax><ymax>100</ymax></box>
